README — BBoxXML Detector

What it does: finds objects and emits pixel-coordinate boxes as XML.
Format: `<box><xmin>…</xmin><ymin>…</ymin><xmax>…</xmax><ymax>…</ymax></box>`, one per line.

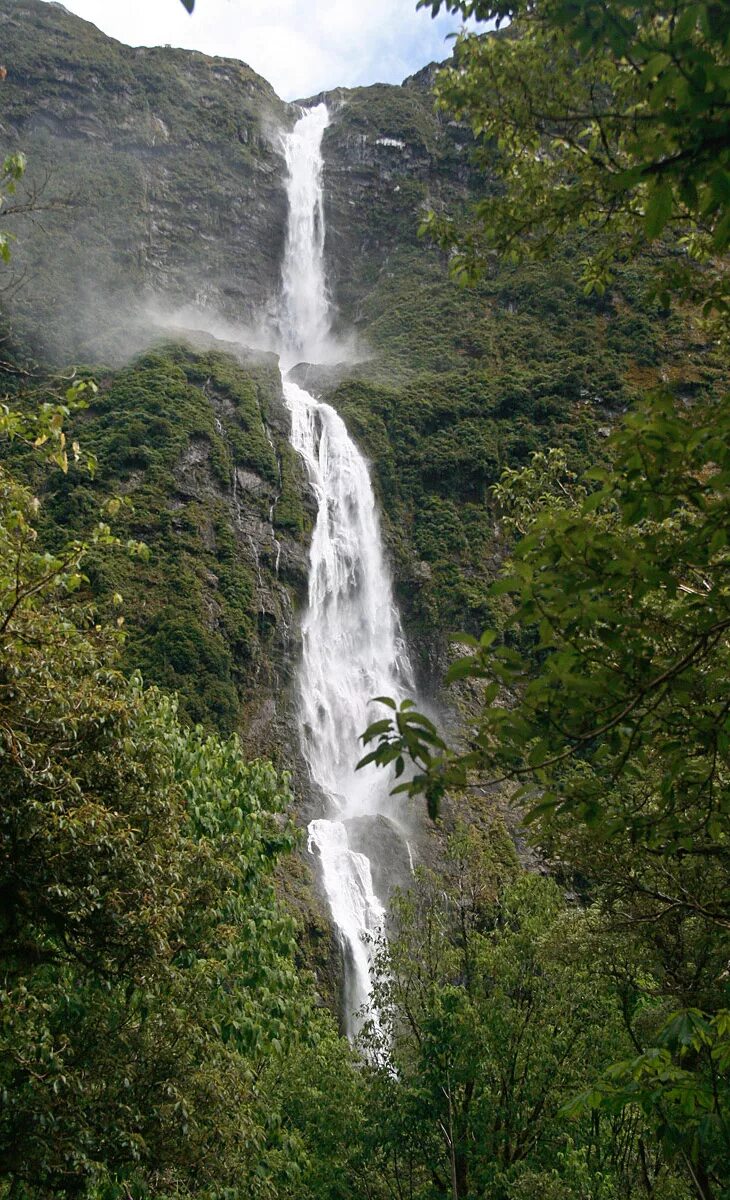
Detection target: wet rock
<box><xmin>235</xmin><ymin>465</ymin><xmax>274</xmax><ymax>499</ymax></box>
<box><xmin>344</xmin><ymin>813</ymin><xmax>415</xmax><ymax>905</ymax></box>
<box><xmin>1</xmin><ymin>0</ymin><xmax>291</xmax><ymax>363</ymax></box>
<box><xmin>276</xmin><ymin>537</ymin><xmax>310</xmax><ymax>592</ymax></box>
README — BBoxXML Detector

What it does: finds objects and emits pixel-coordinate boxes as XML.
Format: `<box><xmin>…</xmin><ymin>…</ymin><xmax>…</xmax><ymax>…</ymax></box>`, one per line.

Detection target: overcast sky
<box><xmin>44</xmin><ymin>0</ymin><xmax>473</xmax><ymax>101</ymax></box>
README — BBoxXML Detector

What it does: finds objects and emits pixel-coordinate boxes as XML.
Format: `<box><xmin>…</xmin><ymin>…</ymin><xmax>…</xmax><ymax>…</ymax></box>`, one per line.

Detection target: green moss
<box><xmin>10</xmin><ymin>342</ymin><xmax>302</xmax><ymax>734</ymax></box>
<box><xmin>276</xmin><ymin>442</ymin><xmax>310</xmax><ymax>536</ymax></box>
<box><xmin>315</xmin><ymin>237</ymin><xmax>719</xmax><ymax>650</ymax></box>
<box><xmin>182</xmin><ymin>350</ymin><xmax>279</xmax><ymax>483</ymax></box>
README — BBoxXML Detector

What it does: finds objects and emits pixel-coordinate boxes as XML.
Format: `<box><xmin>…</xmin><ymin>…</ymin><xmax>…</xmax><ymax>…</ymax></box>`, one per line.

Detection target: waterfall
<box><xmin>279</xmin><ymin>105</ymin><xmax>414</xmax><ymax>1039</ymax></box>
<box><xmin>279</xmin><ymin>103</ymin><xmax>331</xmax><ymax>368</ymax></box>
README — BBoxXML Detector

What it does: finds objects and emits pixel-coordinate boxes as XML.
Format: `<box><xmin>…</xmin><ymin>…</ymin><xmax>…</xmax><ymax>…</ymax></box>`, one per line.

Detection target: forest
<box><xmin>0</xmin><ymin>1</ymin><xmax>728</xmax><ymax>1199</ymax></box>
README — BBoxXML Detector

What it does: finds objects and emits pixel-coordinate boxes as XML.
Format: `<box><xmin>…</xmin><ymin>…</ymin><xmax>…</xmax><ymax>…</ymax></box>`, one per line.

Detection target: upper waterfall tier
<box><xmin>279</xmin><ymin>103</ymin><xmax>332</xmax><ymax>367</ymax></box>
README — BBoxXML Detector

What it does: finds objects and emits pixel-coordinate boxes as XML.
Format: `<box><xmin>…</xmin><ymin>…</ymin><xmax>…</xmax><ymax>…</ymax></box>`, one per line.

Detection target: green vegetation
<box><xmin>4</xmin><ymin>344</ymin><xmax>309</xmax><ymax>734</ymax></box>
<box><xmin>321</xmin><ymin>243</ymin><xmax>723</xmax><ymax>644</ymax></box>
<box><xmin>0</xmin><ymin>152</ymin><xmax>26</xmax><ymax>263</ymax></box>
<box><xmin>0</xmin><ymin>432</ymin><xmax>354</xmax><ymax>1199</ymax></box>
<box><xmin>2</xmin><ymin>1</ymin><xmax>729</xmax><ymax>1197</ymax></box>
<box><xmin>1</xmin><ymin>342</ymin><xmax>723</xmax><ymax>1197</ymax></box>
<box><xmin>364</xmin><ymin>825</ymin><xmax>698</xmax><ymax>1200</ymax></box>
<box><xmin>422</xmin><ymin>0</ymin><xmax>730</xmax><ymax>316</ymax></box>
<box><xmin>316</xmin><ymin>1</ymin><xmax>727</xmax><ymax>662</ymax></box>
<box><xmin>361</xmin><ymin>3</ymin><xmax>730</xmax><ymax>1195</ymax></box>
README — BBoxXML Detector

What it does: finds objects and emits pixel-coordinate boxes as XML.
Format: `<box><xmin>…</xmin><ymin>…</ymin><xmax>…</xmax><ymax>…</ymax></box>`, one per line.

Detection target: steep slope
<box><xmin>6</xmin><ymin>335</ymin><xmax>310</xmax><ymax>744</ymax></box>
<box><xmin>321</xmin><ymin>64</ymin><xmax>480</xmax><ymax>328</ymax></box>
<box><xmin>1</xmin><ymin>0</ymin><xmax>724</xmax><ymax>706</ymax></box>
<box><xmin>0</xmin><ymin>0</ymin><xmax>289</xmax><ymax>361</ymax></box>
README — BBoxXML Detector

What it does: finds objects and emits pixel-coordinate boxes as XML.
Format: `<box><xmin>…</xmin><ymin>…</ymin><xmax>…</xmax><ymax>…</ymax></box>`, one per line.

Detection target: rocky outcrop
<box><xmin>320</xmin><ymin>79</ymin><xmax>482</xmax><ymax>328</ymax></box>
<box><xmin>345</xmin><ymin>813</ymin><xmax>415</xmax><ymax>906</ymax></box>
<box><xmin>0</xmin><ymin>0</ymin><xmax>292</xmax><ymax>361</ymax></box>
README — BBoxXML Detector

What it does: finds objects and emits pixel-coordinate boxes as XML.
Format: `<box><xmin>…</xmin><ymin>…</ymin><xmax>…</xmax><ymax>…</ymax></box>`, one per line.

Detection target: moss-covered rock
<box><xmin>12</xmin><ymin>339</ymin><xmax>308</xmax><ymax>748</ymax></box>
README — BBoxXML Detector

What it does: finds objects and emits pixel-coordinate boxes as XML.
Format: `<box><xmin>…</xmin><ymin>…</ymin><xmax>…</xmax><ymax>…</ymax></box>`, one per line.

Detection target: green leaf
<box><xmin>645</xmin><ymin>183</ymin><xmax>674</xmax><ymax>238</ymax></box>
<box><xmin>445</xmin><ymin>657</ymin><xmax>479</xmax><ymax>683</ymax></box>
<box><xmin>642</xmin><ymin>52</ymin><xmax>671</xmax><ymax>81</ymax></box>
<box><xmin>362</xmin><ymin>719</ymin><xmax>394</xmax><ymax>738</ymax></box>
<box><xmin>710</xmin><ymin>169</ymin><xmax>730</xmax><ymax>205</ymax></box>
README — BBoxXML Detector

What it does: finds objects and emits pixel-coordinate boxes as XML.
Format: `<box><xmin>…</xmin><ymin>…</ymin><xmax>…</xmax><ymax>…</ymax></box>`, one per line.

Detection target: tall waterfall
<box><xmin>279</xmin><ymin>103</ymin><xmax>331</xmax><ymax>368</ymax></box>
<box><xmin>279</xmin><ymin>105</ymin><xmax>414</xmax><ymax>1038</ymax></box>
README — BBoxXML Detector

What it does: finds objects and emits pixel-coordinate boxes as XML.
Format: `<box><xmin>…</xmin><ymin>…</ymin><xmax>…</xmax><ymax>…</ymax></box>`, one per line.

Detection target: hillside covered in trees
<box><xmin>0</xmin><ymin>0</ymin><xmax>728</xmax><ymax>1198</ymax></box>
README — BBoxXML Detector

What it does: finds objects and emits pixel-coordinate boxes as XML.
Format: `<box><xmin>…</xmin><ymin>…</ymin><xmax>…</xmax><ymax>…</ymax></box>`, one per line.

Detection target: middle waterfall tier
<box><xmin>284</xmin><ymin>377</ymin><xmax>415</xmax><ymax>1038</ymax></box>
<box><xmin>285</xmin><ymin>380</ymin><xmax>414</xmax><ymax>815</ymax></box>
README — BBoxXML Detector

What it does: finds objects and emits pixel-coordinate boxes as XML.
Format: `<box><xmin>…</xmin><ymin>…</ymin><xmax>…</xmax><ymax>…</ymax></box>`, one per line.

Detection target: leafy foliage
<box><xmin>362</xmin><ymin>827</ymin><xmax>694</xmax><ymax>1200</ymax></box>
<box><xmin>420</xmin><ymin>0</ymin><xmax>730</xmax><ymax>317</ymax></box>
<box><xmin>0</xmin><ymin>460</ymin><xmax>328</xmax><ymax>1198</ymax></box>
<box><xmin>320</xmin><ymin>242</ymin><xmax>723</xmax><ymax>643</ymax></box>
<box><xmin>2</xmin><ymin>6</ymin><xmax>728</xmax><ymax>1197</ymax></box>
<box><xmin>359</xmin><ymin>4</ymin><xmax>729</xmax><ymax>1194</ymax></box>
<box><xmin>0</xmin><ymin>152</ymin><xmax>26</xmax><ymax>264</ymax></box>
<box><xmin>366</xmin><ymin>391</ymin><xmax>729</xmax><ymax>838</ymax></box>
<box><xmin>360</xmin><ymin>403</ymin><xmax>730</xmax><ymax>1191</ymax></box>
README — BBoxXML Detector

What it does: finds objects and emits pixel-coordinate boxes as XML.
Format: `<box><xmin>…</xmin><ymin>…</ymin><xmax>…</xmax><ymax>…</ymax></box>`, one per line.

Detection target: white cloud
<box><xmin>42</xmin><ymin>0</ymin><xmax>470</xmax><ymax>99</ymax></box>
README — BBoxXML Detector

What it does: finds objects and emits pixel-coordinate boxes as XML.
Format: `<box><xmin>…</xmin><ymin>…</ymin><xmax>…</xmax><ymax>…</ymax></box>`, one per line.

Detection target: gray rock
<box><xmin>345</xmin><ymin>813</ymin><xmax>415</xmax><ymax>905</ymax></box>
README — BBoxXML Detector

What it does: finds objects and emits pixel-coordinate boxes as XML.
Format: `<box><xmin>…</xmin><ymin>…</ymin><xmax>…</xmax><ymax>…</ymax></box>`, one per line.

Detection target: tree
<box><xmin>0</xmin><ymin>460</ymin><xmax>321</xmax><ymax>1198</ymax></box>
<box><xmin>361</xmin><ymin>0</ymin><xmax>730</xmax><ymax>901</ymax></box>
<box><xmin>360</xmin><ymin>4</ymin><xmax>729</xmax><ymax>1194</ymax></box>
<box><xmin>0</xmin><ymin>154</ymin><xmax>26</xmax><ymax>265</ymax></box>
<box><xmin>362</xmin><ymin>826</ymin><xmax>685</xmax><ymax>1200</ymax></box>
<box><xmin>419</xmin><ymin>0</ymin><xmax>730</xmax><ymax>317</ymax></box>
<box><xmin>362</xmin><ymin>422</ymin><xmax>730</xmax><ymax>1194</ymax></box>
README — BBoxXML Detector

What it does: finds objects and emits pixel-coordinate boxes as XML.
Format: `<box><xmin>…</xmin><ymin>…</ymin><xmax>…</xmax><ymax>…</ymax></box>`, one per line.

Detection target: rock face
<box><xmin>0</xmin><ymin>1</ymin><xmax>481</xmax><ymax>364</ymax></box>
<box><xmin>32</xmin><ymin>334</ymin><xmax>311</xmax><ymax>753</ymax></box>
<box><xmin>320</xmin><ymin>75</ymin><xmax>482</xmax><ymax>329</ymax></box>
<box><xmin>0</xmin><ymin>0</ymin><xmax>291</xmax><ymax>361</ymax></box>
<box><xmin>345</xmin><ymin>814</ymin><xmax>415</xmax><ymax>907</ymax></box>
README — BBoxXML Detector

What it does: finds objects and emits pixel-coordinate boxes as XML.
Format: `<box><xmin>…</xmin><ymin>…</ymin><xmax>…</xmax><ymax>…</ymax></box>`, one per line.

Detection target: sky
<box><xmin>42</xmin><ymin>0</ymin><xmax>473</xmax><ymax>101</ymax></box>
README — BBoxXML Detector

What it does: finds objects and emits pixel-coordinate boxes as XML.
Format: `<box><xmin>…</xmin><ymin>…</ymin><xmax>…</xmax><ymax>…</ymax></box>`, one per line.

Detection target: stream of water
<box><xmin>279</xmin><ymin>105</ymin><xmax>414</xmax><ymax>1038</ymax></box>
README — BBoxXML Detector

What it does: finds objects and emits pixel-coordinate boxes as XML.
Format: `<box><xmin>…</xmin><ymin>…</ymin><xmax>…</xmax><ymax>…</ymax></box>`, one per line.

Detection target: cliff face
<box><xmin>0</xmin><ymin>0</ymin><xmax>291</xmax><ymax>361</ymax></box>
<box><xmin>0</xmin><ymin>0</ymin><xmax>476</xmax><ymax>363</ymax></box>
<box><xmin>320</xmin><ymin>73</ymin><xmax>481</xmax><ymax>329</ymax></box>
<box><xmin>1</xmin><ymin>0</ymin><xmax>722</xmax><ymax>703</ymax></box>
<box><xmin>33</xmin><ymin>338</ymin><xmax>311</xmax><ymax>750</ymax></box>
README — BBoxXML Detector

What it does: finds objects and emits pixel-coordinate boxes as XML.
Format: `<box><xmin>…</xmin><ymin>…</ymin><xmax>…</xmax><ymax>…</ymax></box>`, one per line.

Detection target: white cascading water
<box><xmin>279</xmin><ymin>105</ymin><xmax>414</xmax><ymax>1038</ymax></box>
<box><xmin>278</xmin><ymin>103</ymin><xmax>331</xmax><ymax>369</ymax></box>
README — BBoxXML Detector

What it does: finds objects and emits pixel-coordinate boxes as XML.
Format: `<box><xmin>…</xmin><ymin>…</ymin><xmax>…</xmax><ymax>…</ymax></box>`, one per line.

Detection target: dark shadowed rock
<box><xmin>345</xmin><ymin>813</ymin><xmax>415</xmax><ymax>905</ymax></box>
